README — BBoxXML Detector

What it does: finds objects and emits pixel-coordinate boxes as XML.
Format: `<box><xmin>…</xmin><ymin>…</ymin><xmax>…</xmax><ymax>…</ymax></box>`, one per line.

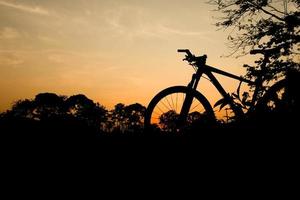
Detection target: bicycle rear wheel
<box><xmin>144</xmin><ymin>86</ymin><xmax>215</xmax><ymax>134</ymax></box>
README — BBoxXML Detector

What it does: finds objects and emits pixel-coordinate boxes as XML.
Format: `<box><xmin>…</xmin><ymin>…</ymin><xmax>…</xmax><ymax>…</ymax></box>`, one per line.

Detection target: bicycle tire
<box><xmin>144</xmin><ymin>86</ymin><xmax>215</xmax><ymax>133</ymax></box>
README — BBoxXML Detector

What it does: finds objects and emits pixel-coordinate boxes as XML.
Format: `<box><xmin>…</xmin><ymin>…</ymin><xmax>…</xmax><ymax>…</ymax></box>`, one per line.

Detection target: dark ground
<box><xmin>1</xmin><ymin>118</ymin><xmax>297</xmax><ymax>155</ymax></box>
<box><xmin>1</xmin><ymin>117</ymin><xmax>297</xmax><ymax>190</ymax></box>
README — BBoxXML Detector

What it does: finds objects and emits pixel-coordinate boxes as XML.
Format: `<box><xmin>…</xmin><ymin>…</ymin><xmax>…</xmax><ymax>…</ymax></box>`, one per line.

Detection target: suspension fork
<box><xmin>179</xmin><ymin>71</ymin><xmax>203</xmax><ymax>121</ymax></box>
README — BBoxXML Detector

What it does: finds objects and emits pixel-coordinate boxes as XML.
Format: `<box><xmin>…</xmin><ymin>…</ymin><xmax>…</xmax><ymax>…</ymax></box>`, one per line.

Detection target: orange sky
<box><xmin>0</xmin><ymin>0</ymin><xmax>268</xmax><ymax>115</ymax></box>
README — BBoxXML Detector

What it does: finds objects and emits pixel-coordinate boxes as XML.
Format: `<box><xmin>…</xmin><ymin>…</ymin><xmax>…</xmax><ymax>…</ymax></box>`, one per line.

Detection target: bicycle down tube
<box><xmin>202</xmin><ymin>65</ymin><xmax>256</xmax><ymax>117</ymax></box>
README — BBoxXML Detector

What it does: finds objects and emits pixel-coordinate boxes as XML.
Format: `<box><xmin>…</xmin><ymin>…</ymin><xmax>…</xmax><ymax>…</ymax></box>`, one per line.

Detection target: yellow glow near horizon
<box><xmin>0</xmin><ymin>0</ymin><xmax>260</xmax><ymax>116</ymax></box>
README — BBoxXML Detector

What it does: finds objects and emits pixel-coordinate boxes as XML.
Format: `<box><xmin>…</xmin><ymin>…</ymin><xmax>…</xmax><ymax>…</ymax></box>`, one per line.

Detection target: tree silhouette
<box><xmin>123</xmin><ymin>103</ymin><xmax>146</xmax><ymax>132</ymax></box>
<box><xmin>110</xmin><ymin>103</ymin><xmax>126</xmax><ymax>132</ymax></box>
<box><xmin>159</xmin><ymin>110</ymin><xmax>179</xmax><ymax>133</ymax></box>
<box><xmin>157</xmin><ymin>110</ymin><xmax>216</xmax><ymax>133</ymax></box>
<box><xmin>210</xmin><ymin>0</ymin><xmax>300</xmax><ymax>84</ymax></box>
<box><xmin>1</xmin><ymin>94</ymin><xmax>150</xmax><ymax>137</ymax></box>
<box><xmin>109</xmin><ymin>103</ymin><xmax>146</xmax><ymax>133</ymax></box>
<box><xmin>65</xmin><ymin>94</ymin><xmax>107</xmax><ymax>131</ymax></box>
<box><xmin>8</xmin><ymin>99</ymin><xmax>36</xmax><ymax>119</ymax></box>
<box><xmin>0</xmin><ymin>93</ymin><xmax>108</xmax><ymax>140</ymax></box>
<box><xmin>34</xmin><ymin>93</ymin><xmax>66</xmax><ymax>120</ymax></box>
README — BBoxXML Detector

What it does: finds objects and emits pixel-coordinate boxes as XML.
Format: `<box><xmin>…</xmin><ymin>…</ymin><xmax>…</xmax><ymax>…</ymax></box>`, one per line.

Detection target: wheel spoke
<box><xmin>153</xmin><ymin>110</ymin><xmax>162</xmax><ymax>117</ymax></box>
<box><xmin>165</xmin><ymin>96</ymin><xmax>174</xmax><ymax>111</ymax></box>
<box><xmin>156</xmin><ymin>105</ymin><xmax>165</xmax><ymax>115</ymax></box>
<box><xmin>160</xmin><ymin>98</ymin><xmax>171</xmax><ymax>111</ymax></box>
<box><xmin>190</xmin><ymin>103</ymin><xmax>202</xmax><ymax>112</ymax></box>
<box><xmin>146</xmin><ymin>87</ymin><xmax>214</xmax><ymax>132</ymax></box>
<box><xmin>170</xmin><ymin>94</ymin><xmax>175</xmax><ymax>112</ymax></box>
<box><xmin>176</xmin><ymin>93</ymin><xmax>178</xmax><ymax>112</ymax></box>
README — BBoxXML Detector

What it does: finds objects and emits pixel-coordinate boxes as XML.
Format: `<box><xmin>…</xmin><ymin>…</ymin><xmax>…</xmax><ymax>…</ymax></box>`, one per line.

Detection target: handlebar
<box><xmin>177</xmin><ymin>49</ymin><xmax>193</xmax><ymax>57</ymax></box>
<box><xmin>177</xmin><ymin>49</ymin><xmax>207</xmax><ymax>66</ymax></box>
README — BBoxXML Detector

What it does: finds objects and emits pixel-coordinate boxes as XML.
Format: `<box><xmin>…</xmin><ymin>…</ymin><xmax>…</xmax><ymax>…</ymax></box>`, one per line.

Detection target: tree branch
<box><xmin>266</xmin><ymin>4</ymin><xmax>286</xmax><ymax>15</ymax></box>
<box><xmin>247</xmin><ymin>1</ymin><xmax>285</xmax><ymax>22</ymax></box>
<box><xmin>259</xmin><ymin>6</ymin><xmax>285</xmax><ymax>21</ymax></box>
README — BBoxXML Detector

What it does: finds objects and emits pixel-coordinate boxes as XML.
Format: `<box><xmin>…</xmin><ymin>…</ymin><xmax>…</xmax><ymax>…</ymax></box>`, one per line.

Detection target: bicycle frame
<box><xmin>145</xmin><ymin>49</ymin><xmax>289</xmax><ymax>131</ymax></box>
<box><xmin>184</xmin><ymin>63</ymin><xmax>257</xmax><ymax>118</ymax></box>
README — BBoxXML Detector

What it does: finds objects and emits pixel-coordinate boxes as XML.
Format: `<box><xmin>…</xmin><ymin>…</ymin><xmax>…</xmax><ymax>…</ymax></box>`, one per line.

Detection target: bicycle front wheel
<box><xmin>144</xmin><ymin>86</ymin><xmax>215</xmax><ymax>133</ymax></box>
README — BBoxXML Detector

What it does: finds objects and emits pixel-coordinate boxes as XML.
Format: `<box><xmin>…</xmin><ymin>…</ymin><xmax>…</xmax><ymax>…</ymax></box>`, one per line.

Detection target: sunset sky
<box><xmin>0</xmin><ymin>0</ymin><xmax>261</xmax><ymax>112</ymax></box>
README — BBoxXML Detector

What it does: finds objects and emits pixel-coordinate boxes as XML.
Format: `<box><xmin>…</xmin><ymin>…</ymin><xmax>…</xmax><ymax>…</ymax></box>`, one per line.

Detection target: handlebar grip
<box><xmin>177</xmin><ymin>49</ymin><xmax>193</xmax><ymax>57</ymax></box>
<box><xmin>177</xmin><ymin>49</ymin><xmax>189</xmax><ymax>53</ymax></box>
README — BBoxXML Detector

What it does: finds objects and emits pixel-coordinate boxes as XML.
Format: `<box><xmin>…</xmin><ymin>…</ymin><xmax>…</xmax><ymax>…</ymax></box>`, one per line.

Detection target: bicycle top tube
<box><xmin>204</xmin><ymin>65</ymin><xmax>256</xmax><ymax>85</ymax></box>
<box><xmin>177</xmin><ymin>49</ymin><xmax>256</xmax><ymax>85</ymax></box>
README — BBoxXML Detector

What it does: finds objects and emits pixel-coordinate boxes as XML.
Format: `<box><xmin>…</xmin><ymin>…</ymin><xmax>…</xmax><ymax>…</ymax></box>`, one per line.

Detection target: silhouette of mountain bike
<box><xmin>144</xmin><ymin>49</ymin><xmax>296</xmax><ymax>133</ymax></box>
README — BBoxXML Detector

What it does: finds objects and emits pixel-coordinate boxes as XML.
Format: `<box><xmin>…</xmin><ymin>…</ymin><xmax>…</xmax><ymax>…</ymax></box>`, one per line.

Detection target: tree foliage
<box><xmin>2</xmin><ymin>93</ymin><xmax>108</xmax><ymax>132</ymax></box>
<box><xmin>109</xmin><ymin>103</ymin><xmax>146</xmax><ymax>133</ymax></box>
<box><xmin>159</xmin><ymin>110</ymin><xmax>179</xmax><ymax>132</ymax></box>
<box><xmin>0</xmin><ymin>92</ymin><xmax>148</xmax><ymax>135</ymax></box>
<box><xmin>210</xmin><ymin>0</ymin><xmax>300</xmax><ymax>82</ymax></box>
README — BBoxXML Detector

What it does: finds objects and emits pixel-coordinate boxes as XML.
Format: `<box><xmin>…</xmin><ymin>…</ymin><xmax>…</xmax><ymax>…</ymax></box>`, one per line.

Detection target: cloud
<box><xmin>158</xmin><ymin>25</ymin><xmax>206</xmax><ymax>36</ymax></box>
<box><xmin>103</xmin><ymin>5</ymin><xmax>210</xmax><ymax>40</ymax></box>
<box><xmin>37</xmin><ymin>35</ymin><xmax>59</xmax><ymax>45</ymax></box>
<box><xmin>0</xmin><ymin>51</ymin><xmax>24</xmax><ymax>66</ymax></box>
<box><xmin>0</xmin><ymin>0</ymin><xmax>49</xmax><ymax>15</ymax></box>
<box><xmin>0</xmin><ymin>27</ymin><xmax>20</xmax><ymax>39</ymax></box>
